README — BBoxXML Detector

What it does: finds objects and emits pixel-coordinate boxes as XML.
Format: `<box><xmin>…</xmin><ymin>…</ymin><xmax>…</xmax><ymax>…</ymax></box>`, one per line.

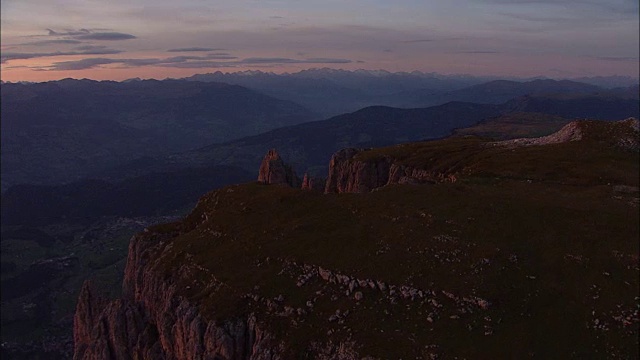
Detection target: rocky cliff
<box><xmin>257</xmin><ymin>149</ymin><xmax>301</xmax><ymax>187</ymax></box>
<box><xmin>301</xmin><ymin>173</ymin><xmax>325</xmax><ymax>192</ymax></box>
<box><xmin>74</xmin><ymin>225</ymin><xmax>285</xmax><ymax>360</ymax></box>
<box><xmin>323</xmin><ymin>148</ymin><xmax>456</xmax><ymax>194</ymax></box>
<box><xmin>323</xmin><ymin>118</ymin><xmax>639</xmax><ymax>193</ymax></box>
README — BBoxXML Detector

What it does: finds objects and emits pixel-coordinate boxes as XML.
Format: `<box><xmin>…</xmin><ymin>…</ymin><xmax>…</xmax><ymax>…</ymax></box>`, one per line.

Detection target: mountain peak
<box><xmin>257</xmin><ymin>149</ymin><xmax>301</xmax><ymax>187</ymax></box>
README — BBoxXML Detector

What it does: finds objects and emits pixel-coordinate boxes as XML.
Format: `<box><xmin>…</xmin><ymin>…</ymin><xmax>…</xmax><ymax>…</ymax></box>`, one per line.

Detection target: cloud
<box><xmin>304</xmin><ymin>58</ymin><xmax>352</xmax><ymax>64</ymax></box>
<box><xmin>597</xmin><ymin>56</ymin><xmax>639</xmax><ymax>62</ymax></box>
<box><xmin>498</xmin><ymin>13</ymin><xmax>574</xmax><ymax>23</ymax></box>
<box><xmin>39</xmin><ymin>55</ymin><xmax>353</xmax><ymax>71</ymax></box>
<box><xmin>478</xmin><ymin>0</ymin><xmax>638</xmax><ymax>12</ymax></box>
<box><xmin>75</xmin><ymin>32</ymin><xmax>137</xmax><ymax>41</ymax></box>
<box><xmin>1</xmin><ymin>28</ymin><xmax>137</xmax><ymax>63</ymax></box>
<box><xmin>167</xmin><ymin>47</ymin><xmax>224</xmax><ymax>52</ymax></box>
<box><xmin>486</xmin><ymin>0</ymin><xmax>639</xmax><ymax>25</ymax></box>
<box><xmin>242</xmin><ymin>57</ymin><xmax>352</xmax><ymax>64</ymax></box>
<box><xmin>456</xmin><ymin>50</ymin><xmax>501</xmax><ymax>54</ymax></box>
<box><xmin>73</xmin><ymin>45</ymin><xmax>109</xmax><ymax>51</ymax></box>
<box><xmin>0</xmin><ymin>48</ymin><xmax>124</xmax><ymax>63</ymax></box>
<box><xmin>21</xmin><ymin>39</ymin><xmax>83</xmax><ymax>46</ymax></box>
<box><xmin>159</xmin><ymin>61</ymin><xmax>239</xmax><ymax>69</ymax></box>
<box><xmin>41</xmin><ymin>28</ymin><xmax>136</xmax><ymax>41</ymax></box>
<box><xmin>164</xmin><ymin>54</ymin><xmax>238</xmax><ymax>62</ymax></box>
<box><xmin>46</xmin><ymin>28</ymin><xmax>91</xmax><ymax>36</ymax></box>
<box><xmin>159</xmin><ymin>56</ymin><xmax>352</xmax><ymax>68</ymax></box>
<box><xmin>400</xmin><ymin>39</ymin><xmax>435</xmax><ymax>43</ymax></box>
<box><xmin>51</xmin><ymin>58</ymin><xmax>119</xmax><ymax>70</ymax></box>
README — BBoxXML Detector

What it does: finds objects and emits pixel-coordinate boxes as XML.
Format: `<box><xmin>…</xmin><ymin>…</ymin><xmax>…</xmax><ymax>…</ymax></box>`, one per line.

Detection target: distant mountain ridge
<box><xmin>185</xmin><ymin>69</ymin><xmax>493</xmax><ymax>117</ymax></box>
<box><xmin>98</xmin><ymin>102</ymin><xmax>502</xmax><ymax>181</ymax></box>
<box><xmin>185</xmin><ymin>69</ymin><xmax>637</xmax><ymax>118</ymax></box>
<box><xmin>392</xmin><ymin>79</ymin><xmax>606</xmax><ymax>108</ymax></box>
<box><xmin>2</xmin><ymin>76</ymin><xmax>637</xmax><ymax>190</ymax></box>
<box><xmin>100</xmin><ymin>89</ymin><xmax>639</xmax><ymax>183</ymax></box>
<box><xmin>185</xmin><ymin>68</ymin><xmax>638</xmax><ymax>87</ymax></box>
<box><xmin>1</xmin><ymin>79</ymin><xmax>312</xmax><ymax>189</ymax></box>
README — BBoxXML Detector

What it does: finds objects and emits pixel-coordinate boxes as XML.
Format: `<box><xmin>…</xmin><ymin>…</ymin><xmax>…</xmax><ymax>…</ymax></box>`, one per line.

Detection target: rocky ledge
<box><xmin>74</xmin><ymin>229</ymin><xmax>282</xmax><ymax>360</ymax></box>
<box><xmin>324</xmin><ymin>148</ymin><xmax>457</xmax><ymax>193</ymax></box>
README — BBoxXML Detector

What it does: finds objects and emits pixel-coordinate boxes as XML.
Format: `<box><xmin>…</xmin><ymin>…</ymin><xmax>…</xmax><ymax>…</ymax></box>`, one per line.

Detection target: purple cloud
<box><xmin>167</xmin><ymin>47</ymin><xmax>224</xmax><ymax>52</ymax></box>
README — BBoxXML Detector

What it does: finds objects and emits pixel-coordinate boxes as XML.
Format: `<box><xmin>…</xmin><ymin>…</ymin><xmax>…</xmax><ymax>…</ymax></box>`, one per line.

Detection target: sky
<box><xmin>1</xmin><ymin>0</ymin><xmax>638</xmax><ymax>82</ymax></box>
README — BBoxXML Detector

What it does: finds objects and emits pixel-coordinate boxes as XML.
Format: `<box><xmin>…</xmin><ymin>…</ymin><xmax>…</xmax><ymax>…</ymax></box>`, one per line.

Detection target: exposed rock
<box><xmin>73</xmin><ymin>281</ymin><xmax>110</xmax><ymax>360</ymax></box>
<box><xmin>318</xmin><ymin>267</ymin><xmax>332</xmax><ymax>281</ymax></box>
<box><xmin>323</xmin><ymin>118</ymin><xmax>639</xmax><ymax>195</ymax></box>
<box><xmin>257</xmin><ymin>149</ymin><xmax>301</xmax><ymax>187</ymax></box>
<box><xmin>324</xmin><ymin>148</ymin><xmax>456</xmax><ymax>194</ymax></box>
<box><xmin>495</xmin><ymin>121</ymin><xmax>583</xmax><ymax>147</ymax></box>
<box><xmin>625</xmin><ymin>117</ymin><xmax>639</xmax><ymax>132</ymax></box>
<box><xmin>74</xmin><ymin>232</ymin><xmax>284</xmax><ymax>360</ymax></box>
<box><xmin>324</xmin><ymin>148</ymin><xmax>392</xmax><ymax>193</ymax></box>
<box><xmin>615</xmin><ymin>117</ymin><xmax>640</xmax><ymax>151</ymax></box>
<box><xmin>301</xmin><ymin>173</ymin><xmax>325</xmax><ymax>191</ymax></box>
<box><xmin>494</xmin><ymin>118</ymin><xmax>639</xmax><ymax>150</ymax></box>
<box><xmin>388</xmin><ymin>164</ymin><xmax>456</xmax><ymax>185</ymax></box>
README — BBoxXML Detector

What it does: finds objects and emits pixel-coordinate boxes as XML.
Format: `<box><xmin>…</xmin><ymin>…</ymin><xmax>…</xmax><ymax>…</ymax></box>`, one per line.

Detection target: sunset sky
<box><xmin>1</xmin><ymin>0</ymin><xmax>638</xmax><ymax>82</ymax></box>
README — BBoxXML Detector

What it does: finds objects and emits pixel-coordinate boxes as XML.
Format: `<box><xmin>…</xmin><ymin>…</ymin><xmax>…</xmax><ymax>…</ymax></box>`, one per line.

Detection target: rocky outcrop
<box><xmin>74</xmin><ymin>230</ymin><xmax>283</xmax><ymax>360</ymax></box>
<box><xmin>495</xmin><ymin>121</ymin><xmax>584</xmax><ymax>147</ymax></box>
<box><xmin>324</xmin><ymin>148</ymin><xmax>456</xmax><ymax>194</ymax></box>
<box><xmin>324</xmin><ymin>148</ymin><xmax>392</xmax><ymax>193</ymax></box>
<box><xmin>301</xmin><ymin>173</ymin><xmax>325</xmax><ymax>191</ymax></box>
<box><xmin>494</xmin><ymin>118</ymin><xmax>640</xmax><ymax>149</ymax></box>
<box><xmin>257</xmin><ymin>149</ymin><xmax>301</xmax><ymax>187</ymax></box>
<box><xmin>615</xmin><ymin>117</ymin><xmax>639</xmax><ymax>151</ymax></box>
<box><xmin>321</xmin><ymin>118</ymin><xmax>639</xmax><ymax>194</ymax></box>
<box><xmin>388</xmin><ymin>164</ymin><xmax>457</xmax><ymax>185</ymax></box>
<box><xmin>74</xmin><ymin>282</ymin><xmax>159</xmax><ymax>360</ymax></box>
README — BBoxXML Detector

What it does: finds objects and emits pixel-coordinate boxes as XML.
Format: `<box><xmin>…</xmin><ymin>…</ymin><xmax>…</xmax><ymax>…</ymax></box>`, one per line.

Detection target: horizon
<box><xmin>1</xmin><ymin>67</ymin><xmax>639</xmax><ymax>85</ymax></box>
<box><xmin>2</xmin><ymin>0</ymin><xmax>639</xmax><ymax>82</ymax></box>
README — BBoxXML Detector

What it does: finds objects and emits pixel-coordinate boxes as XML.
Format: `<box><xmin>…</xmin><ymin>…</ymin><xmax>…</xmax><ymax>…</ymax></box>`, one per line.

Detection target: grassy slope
<box><xmin>141</xmin><ymin>125</ymin><xmax>639</xmax><ymax>358</ymax></box>
<box><xmin>454</xmin><ymin>112</ymin><xmax>571</xmax><ymax>140</ymax></box>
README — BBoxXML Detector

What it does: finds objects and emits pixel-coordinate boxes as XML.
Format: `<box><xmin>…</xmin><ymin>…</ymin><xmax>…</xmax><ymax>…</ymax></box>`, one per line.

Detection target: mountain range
<box><xmin>102</xmin><ymin>90</ymin><xmax>639</xmax><ymax>182</ymax></box>
<box><xmin>1</xmin><ymin>79</ymin><xmax>311</xmax><ymax>189</ymax></box>
<box><xmin>3</xmin><ymin>76</ymin><xmax>637</xmax><ymax>191</ymax></box>
<box><xmin>186</xmin><ymin>69</ymin><xmax>639</xmax><ymax>117</ymax></box>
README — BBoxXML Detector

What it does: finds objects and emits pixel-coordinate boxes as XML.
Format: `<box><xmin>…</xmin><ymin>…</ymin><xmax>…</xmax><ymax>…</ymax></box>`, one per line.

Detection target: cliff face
<box><xmin>301</xmin><ymin>173</ymin><xmax>325</xmax><ymax>192</ymax></box>
<box><xmin>323</xmin><ymin>149</ymin><xmax>391</xmax><ymax>193</ymax></box>
<box><xmin>324</xmin><ymin>118</ymin><xmax>640</xmax><ymax>194</ymax></box>
<box><xmin>257</xmin><ymin>147</ymin><xmax>455</xmax><ymax>194</ymax></box>
<box><xmin>257</xmin><ymin>149</ymin><xmax>301</xmax><ymax>188</ymax></box>
<box><xmin>324</xmin><ymin>148</ymin><xmax>456</xmax><ymax>194</ymax></box>
<box><xmin>74</xmin><ymin>230</ymin><xmax>282</xmax><ymax>360</ymax></box>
